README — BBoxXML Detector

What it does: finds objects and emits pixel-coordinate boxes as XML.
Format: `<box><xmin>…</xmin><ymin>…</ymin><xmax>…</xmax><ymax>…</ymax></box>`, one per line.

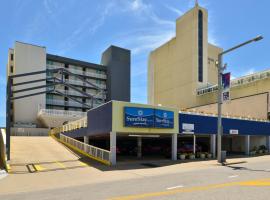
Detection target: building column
<box><xmin>83</xmin><ymin>136</ymin><xmax>89</xmax><ymax>152</ymax></box>
<box><xmin>110</xmin><ymin>132</ymin><xmax>117</xmax><ymax>166</ymax></box>
<box><xmin>84</xmin><ymin>136</ymin><xmax>89</xmax><ymax>144</ymax></box>
<box><xmin>137</xmin><ymin>137</ymin><xmax>142</xmax><ymax>158</ymax></box>
<box><xmin>211</xmin><ymin>134</ymin><xmax>216</xmax><ymax>158</ymax></box>
<box><xmin>172</xmin><ymin>133</ymin><xmax>177</xmax><ymax>161</ymax></box>
<box><xmin>245</xmin><ymin>135</ymin><xmax>250</xmax><ymax>156</ymax></box>
<box><xmin>193</xmin><ymin>135</ymin><xmax>196</xmax><ymax>154</ymax></box>
<box><xmin>266</xmin><ymin>136</ymin><xmax>270</xmax><ymax>151</ymax></box>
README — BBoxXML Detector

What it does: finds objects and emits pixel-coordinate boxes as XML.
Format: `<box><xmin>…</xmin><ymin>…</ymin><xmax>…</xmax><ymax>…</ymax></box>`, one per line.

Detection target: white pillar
<box><xmin>211</xmin><ymin>134</ymin><xmax>216</xmax><ymax>158</ymax></box>
<box><xmin>266</xmin><ymin>136</ymin><xmax>270</xmax><ymax>151</ymax></box>
<box><xmin>110</xmin><ymin>132</ymin><xmax>117</xmax><ymax>166</ymax></box>
<box><xmin>83</xmin><ymin>136</ymin><xmax>89</xmax><ymax>152</ymax></box>
<box><xmin>245</xmin><ymin>135</ymin><xmax>250</xmax><ymax>156</ymax></box>
<box><xmin>84</xmin><ymin>136</ymin><xmax>89</xmax><ymax>144</ymax></box>
<box><xmin>137</xmin><ymin>137</ymin><xmax>142</xmax><ymax>158</ymax></box>
<box><xmin>193</xmin><ymin>135</ymin><xmax>196</xmax><ymax>154</ymax></box>
<box><xmin>172</xmin><ymin>133</ymin><xmax>177</xmax><ymax>161</ymax></box>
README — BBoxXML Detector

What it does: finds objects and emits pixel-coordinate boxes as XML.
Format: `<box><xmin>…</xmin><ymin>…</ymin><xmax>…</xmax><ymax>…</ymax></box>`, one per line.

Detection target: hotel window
<box><xmin>10</xmin><ymin>54</ymin><xmax>13</xmax><ymax>61</ymax></box>
<box><xmin>198</xmin><ymin>10</ymin><xmax>203</xmax><ymax>82</ymax></box>
<box><xmin>10</xmin><ymin>65</ymin><xmax>13</xmax><ymax>73</ymax></box>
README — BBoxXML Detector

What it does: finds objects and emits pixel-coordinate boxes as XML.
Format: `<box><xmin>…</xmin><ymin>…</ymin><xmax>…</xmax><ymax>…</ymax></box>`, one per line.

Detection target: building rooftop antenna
<box><xmin>195</xmin><ymin>0</ymin><xmax>199</xmax><ymax>7</ymax></box>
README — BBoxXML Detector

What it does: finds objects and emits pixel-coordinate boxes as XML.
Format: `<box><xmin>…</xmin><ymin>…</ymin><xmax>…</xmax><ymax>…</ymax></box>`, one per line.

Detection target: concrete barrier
<box><xmin>0</xmin><ymin>129</ymin><xmax>7</xmax><ymax>170</ymax></box>
<box><xmin>11</xmin><ymin>127</ymin><xmax>49</xmax><ymax>136</ymax></box>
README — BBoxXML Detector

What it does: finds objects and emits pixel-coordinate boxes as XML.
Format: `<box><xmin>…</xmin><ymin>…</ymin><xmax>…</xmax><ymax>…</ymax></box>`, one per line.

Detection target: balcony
<box><xmin>49</xmin><ymin>89</ymin><xmax>106</xmax><ymax>99</ymax></box>
<box><xmin>46</xmin><ymin>99</ymin><xmax>101</xmax><ymax>108</ymax></box>
<box><xmin>37</xmin><ymin>109</ymin><xmax>87</xmax><ymax>128</ymax></box>
<box><xmin>46</xmin><ymin>73</ymin><xmax>107</xmax><ymax>89</ymax></box>
<box><xmin>47</xmin><ymin>65</ymin><xmax>107</xmax><ymax>79</ymax></box>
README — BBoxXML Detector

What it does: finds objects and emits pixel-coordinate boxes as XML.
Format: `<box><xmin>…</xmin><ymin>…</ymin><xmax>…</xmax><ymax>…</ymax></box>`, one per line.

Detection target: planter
<box><xmin>206</xmin><ymin>153</ymin><xmax>212</xmax><ymax>159</ymax></box>
<box><xmin>179</xmin><ymin>154</ymin><xmax>186</xmax><ymax>160</ymax></box>
<box><xmin>264</xmin><ymin>150</ymin><xmax>269</xmax><ymax>154</ymax></box>
<box><xmin>258</xmin><ymin>150</ymin><xmax>263</xmax><ymax>154</ymax></box>
<box><xmin>200</xmin><ymin>154</ymin><xmax>206</xmax><ymax>159</ymax></box>
<box><xmin>189</xmin><ymin>154</ymin><xmax>195</xmax><ymax>159</ymax></box>
<box><xmin>249</xmin><ymin>151</ymin><xmax>256</xmax><ymax>156</ymax></box>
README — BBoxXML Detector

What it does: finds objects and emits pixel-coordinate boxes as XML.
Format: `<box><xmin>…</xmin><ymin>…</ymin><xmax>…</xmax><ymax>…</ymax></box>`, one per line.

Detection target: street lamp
<box><xmin>217</xmin><ymin>35</ymin><xmax>263</xmax><ymax>163</ymax></box>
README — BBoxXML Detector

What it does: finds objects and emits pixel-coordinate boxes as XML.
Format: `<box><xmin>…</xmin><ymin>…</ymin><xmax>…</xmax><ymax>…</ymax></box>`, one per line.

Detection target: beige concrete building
<box><xmin>148</xmin><ymin>4</ymin><xmax>270</xmax><ymax>120</ymax></box>
<box><xmin>7</xmin><ymin>41</ymin><xmax>130</xmax><ymax>134</ymax></box>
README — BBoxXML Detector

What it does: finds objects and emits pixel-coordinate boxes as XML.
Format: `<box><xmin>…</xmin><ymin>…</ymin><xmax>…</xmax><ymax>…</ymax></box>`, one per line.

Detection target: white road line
<box><xmin>167</xmin><ymin>185</ymin><xmax>184</xmax><ymax>190</ymax></box>
<box><xmin>228</xmin><ymin>175</ymin><xmax>239</xmax><ymax>178</ymax></box>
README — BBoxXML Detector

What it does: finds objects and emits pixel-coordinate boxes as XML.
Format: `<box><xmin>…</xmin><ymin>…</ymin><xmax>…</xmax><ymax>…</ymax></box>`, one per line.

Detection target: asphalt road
<box><xmin>1</xmin><ymin>137</ymin><xmax>270</xmax><ymax>200</ymax></box>
<box><xmin>1</xmin><ymin>158</ymin><xmax>270</xmax><ymax>200</ymax></box>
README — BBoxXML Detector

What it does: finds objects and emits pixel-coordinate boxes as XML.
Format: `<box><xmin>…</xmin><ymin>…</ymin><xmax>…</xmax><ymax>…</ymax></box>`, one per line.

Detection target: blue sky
<box><xmin>0</xmin><ymin>0</ymin><xmax>269</xmax><ymax>126</ymax></box>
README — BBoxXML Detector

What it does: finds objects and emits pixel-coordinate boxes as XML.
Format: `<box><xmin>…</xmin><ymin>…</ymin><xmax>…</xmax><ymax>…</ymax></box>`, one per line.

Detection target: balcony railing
<box><xmin>46</xmin><ymin>99</ymin><xmax>101</xmax><ymax>108</ymax></box>
<box><xmin>46</xmin><ymin>73</ymin><xmax>107</xmax><ymax>89</ymax></box>
<box><xmin>49</xmin><ymin>89</ymin><xmax>105</xmax><ymax>99</ymax></box>
<box><xmin>197</xmin><ymin>69</ymin><xmax>270</xmax><ymax>96</ymax></box>
<box><xmin>38</xmin><ymin>109</ymin><xmax>87</xmax><ymax>118</ymax></box>
<box><xmin>47</xmin><ymin>65</ymin><xmax>107</xmax><ymax>79</ymax></box>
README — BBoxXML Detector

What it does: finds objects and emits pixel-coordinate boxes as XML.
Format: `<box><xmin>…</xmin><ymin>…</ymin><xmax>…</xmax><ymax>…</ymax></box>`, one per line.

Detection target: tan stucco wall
<box><xmin>12</xmin><ymin>42</ymin><xmax>46</xmax><ymax>126</ymax></box>
<box><xmin>148</xmin><ymin>6</ymin><xmax>222</xmax><ymax>110</ymax></box>
<box><xmin>112</xmin><ymin>101</ymin><xmax>178</xmax><ymax>134</ymax></box>
<box><xmin>147</xmin><ymin>5</ymin><xmax>269</xmax><ymax>120</ymax></box>
<box><xmin>189</xmin><ymin>93</ymin><xmax>269</xmax><ymax>119</ymax></box>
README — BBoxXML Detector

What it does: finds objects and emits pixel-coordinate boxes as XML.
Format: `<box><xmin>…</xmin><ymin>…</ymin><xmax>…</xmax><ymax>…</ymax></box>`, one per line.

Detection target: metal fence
<box><xmin>59</xmin><ymin>134</ymin><xmax>110</xmax><ymax>165</ymax></box>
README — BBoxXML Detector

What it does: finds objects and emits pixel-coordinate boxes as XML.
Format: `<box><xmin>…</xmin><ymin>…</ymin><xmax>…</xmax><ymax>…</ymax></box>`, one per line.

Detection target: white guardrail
<box><xmin>197</xmin><ymin>69</ymin><xmax>270</xmax><ymax>96</ymax></box>
<box><xmin>62</xmin><ymin>117</ymin><xmax>87</xmax><ymax>132</ymax></box>
<box><xmin>38</xmin><ymin>109</ymin><xmax>87</xmax><ymax>118</ymax></box>
<box><xmin>59</xmin><ymin>134</ymin><xmax>110</xmax><ymax>165</ymax></box>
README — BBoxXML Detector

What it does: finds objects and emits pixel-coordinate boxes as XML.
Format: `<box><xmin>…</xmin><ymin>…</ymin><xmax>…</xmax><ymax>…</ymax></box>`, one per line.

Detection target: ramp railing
<box><xmin>59</xmin><ymin>134</ymin><xmax>110</xmax><ymax>165</ymax></box>
<box><xmin>49</xmin><ymin>127</ymin><xmax>111</xmax><ymax>166</ymax></box>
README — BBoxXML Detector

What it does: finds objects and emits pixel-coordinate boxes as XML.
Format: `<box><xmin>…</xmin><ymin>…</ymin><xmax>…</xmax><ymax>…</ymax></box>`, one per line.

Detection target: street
<box><xmin>0</xmin><ymin>137</ymin><xmax>270</xmax><ymax>200</ymax></box>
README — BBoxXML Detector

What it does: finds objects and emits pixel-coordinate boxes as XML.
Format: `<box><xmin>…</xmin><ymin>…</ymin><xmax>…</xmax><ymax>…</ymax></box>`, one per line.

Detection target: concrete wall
<box><xmin>147</xmin><ymin>3</ymin><xmax>269</xmax><ymax>121</ymax></box>
<box><xmin>101</xmin><ymin>46</ymin><xmax>130</xmax><ymax>102</ymax></box>
<box><xmin>148</xmin><ymin>5</ymin><xmax>221</xmax><ymax>109</ymax></box>
<box><xmin>12</xmin><ymin>42</ymin><xmax>46</xmax><ymax>127</ymax></box>
<box><xmin>11</xmin><ymin>127</ymin><xmax>49</xmax><ymax>136</ymax></box>
<box><xmin>189</xmin><ymin>93</ymin><xmax>269</xmax><ymax>119</ymax></box>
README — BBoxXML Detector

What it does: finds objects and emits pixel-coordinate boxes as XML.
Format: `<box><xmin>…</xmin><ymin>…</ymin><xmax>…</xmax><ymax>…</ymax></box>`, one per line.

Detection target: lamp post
<box><xmin>217</xmin><ymin>35</ymin><xmax>263</xmax><ymax>163</ymax></box>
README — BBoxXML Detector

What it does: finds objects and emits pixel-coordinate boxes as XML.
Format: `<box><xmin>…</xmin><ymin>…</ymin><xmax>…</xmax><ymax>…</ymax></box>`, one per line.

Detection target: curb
<box><xmin>0</xmin><ymin>170</ymin><xmax>8</xmax><ymax>180</ymax></box>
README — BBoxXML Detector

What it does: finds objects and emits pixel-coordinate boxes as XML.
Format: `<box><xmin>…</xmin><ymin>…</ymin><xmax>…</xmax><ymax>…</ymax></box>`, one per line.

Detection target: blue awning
<box><xmin>179</xmin><ymin>113</ymin><xmax>270</xmax><ymax>136</ymax></box>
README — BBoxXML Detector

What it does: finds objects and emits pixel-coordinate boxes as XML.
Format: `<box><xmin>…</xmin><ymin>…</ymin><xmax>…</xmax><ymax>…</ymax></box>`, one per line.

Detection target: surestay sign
<box><xmin>124</xmin><ymin>107</ymin><xmax>174</xmax><ymax>128</ymax></box>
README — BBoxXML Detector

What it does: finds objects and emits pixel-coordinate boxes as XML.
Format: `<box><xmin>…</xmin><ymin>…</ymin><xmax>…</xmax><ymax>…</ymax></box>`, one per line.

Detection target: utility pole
<box><xmin>216</xmin><ymin>35</ymin><xmax>263</xmax><ymax>163</ymax></box>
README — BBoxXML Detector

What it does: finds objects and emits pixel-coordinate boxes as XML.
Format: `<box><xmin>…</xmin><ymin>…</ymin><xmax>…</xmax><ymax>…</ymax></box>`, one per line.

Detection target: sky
<box><xmin>0</xmin><ymin>0</ymin><xmax>269</xmax><ymax>126</ymax></box>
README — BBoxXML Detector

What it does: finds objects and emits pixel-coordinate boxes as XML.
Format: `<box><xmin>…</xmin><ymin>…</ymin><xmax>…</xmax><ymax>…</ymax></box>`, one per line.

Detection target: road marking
<box><xmin>55</xmin><ymin>161</ymin><xmax>66</xmax><ymax>169</ymax></box>
<box><xmin>108</xmin><ymin>178</ymin><xmax>270</xmax><ymax>200</ymax></box>
<box><xmin>6</xmin><ymin>164</ymin><xmax>11</xmax><ymax>173</ymax></box>
<box><xmin>228</xmin><ymin>175</ymin><xmax>239</xmax><ymax>178</ymax></box>
<box><xmin>34</xmin><ymin>164</ymin><xmax>45</xmax><ymax>171</ymax></box>
<box><xmin>79</xmin><ymin>161</ymin><xmax>89</xmax><ymax>167</ymax></box>
<box><xmin>167</xmin><ymin>185</ymin><xmax>184</xmax><ymax>190</ymax></box>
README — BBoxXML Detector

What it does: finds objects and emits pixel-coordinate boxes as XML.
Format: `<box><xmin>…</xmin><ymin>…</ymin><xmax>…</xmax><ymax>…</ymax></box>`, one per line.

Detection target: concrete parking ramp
<box><xmin>7</xmin><ymin>136</ymin><xmax>87</xmax><ymax>174</ymax></box>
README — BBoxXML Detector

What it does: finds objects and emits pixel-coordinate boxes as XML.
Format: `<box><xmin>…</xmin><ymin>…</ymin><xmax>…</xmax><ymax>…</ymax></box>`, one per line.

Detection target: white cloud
<box><xmin>243</xmin><ymin>68</ymin><xmax>255</xmax><ymax>76</ymax></box>
<box><xmin>130</xmin><ymin>0</ymin><xmax>147</xmax><ymax>11</ymax></box>
<box><xmin>164</xmin><ymin>4</ymin><xmax>183</xmax><ymax>16</ymax></box>
<box><xmin>131</xmin><ymin>31</ymin><xmax>175</xmax><ymax>55</ymax></box>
